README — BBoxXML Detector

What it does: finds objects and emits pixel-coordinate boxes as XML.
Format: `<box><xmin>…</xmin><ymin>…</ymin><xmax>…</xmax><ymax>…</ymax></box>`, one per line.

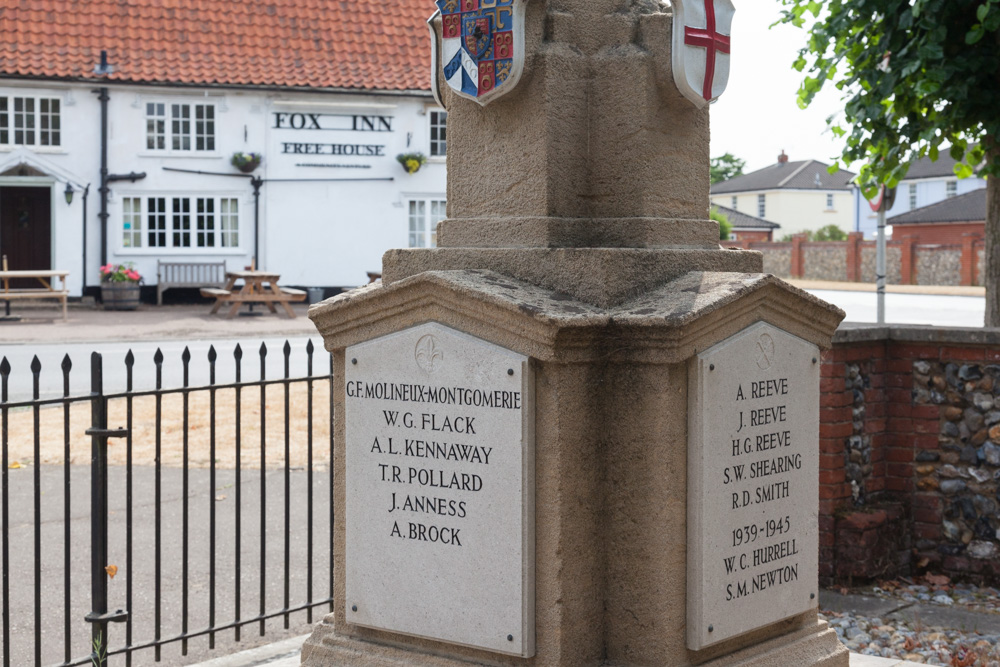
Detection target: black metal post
<box><xmin>88</xmin><ymin>353</ymin><xmax>109</xmax><ymax>667</ymax></box>
<box><xmin>85</xmin><ymin>352</ymin><xmax>128</xmax><ymax>667</ymax></box>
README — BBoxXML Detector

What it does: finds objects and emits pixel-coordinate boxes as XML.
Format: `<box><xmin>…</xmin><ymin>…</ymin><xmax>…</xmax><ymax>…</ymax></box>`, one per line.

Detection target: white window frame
<box><xmin>757</xmin><ymin>194</ymin><xmax>766</xmax><ymax>218</ymax></box>
<box><xmin>429</xmin><ymin>109</ymin><xmax>447</xmax><ymax>158</ymax></box>
<box><xmin>909</xmin><ymin>184</ymin><xmax>918</xmax><ymax>210</ymax></box>
<box><xmin>119</xmin><ymin>194</ymin><xmax>243</xmax><ymax>253</ymax></box>
<box><xmin>0</xmin><ymin>95</ymin><xmax>62</xmax><ymax>147</ymax></box>
<box><xmin>946</xmin><ymin>181</ymin><xmax>957</xmax><ymax>198</ymax></box>
<box><xmin>731</xmin><ymin>196</ymin><xmax>738</xmax><ymax>211</ymax></box>
<box><xmin>144</xmin><ymin>101</ymin><xmax>217</xmax><ymax>153</ymax></box>
<box><xmin>825</xmin><ymin>193</ymin><xmax>834</xmax><ymax>210</ymax></box>
<box><xmin>408</xmin><ymin>198</ymin><xmax>446</xmax><ymax>248</ymax></box>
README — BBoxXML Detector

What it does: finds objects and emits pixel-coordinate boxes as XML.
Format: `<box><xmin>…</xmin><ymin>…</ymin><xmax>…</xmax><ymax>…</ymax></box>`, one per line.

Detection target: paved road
<box><xmin>3</xmin><ymin>464</ymin><xmax>333</xmax><ymax>666</ymax></box>
<box><xmin>0</xmin><ymin>335</ymin><xmax>326</xmax><ymax>403</ymax></box>
<box><xmin>805</xmin><ymin>289</ymin><xmax>986</xmax><ymax>328</ymax></box>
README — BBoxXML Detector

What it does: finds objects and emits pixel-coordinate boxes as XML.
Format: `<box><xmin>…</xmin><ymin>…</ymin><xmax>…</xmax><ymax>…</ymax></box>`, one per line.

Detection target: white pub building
<box><xmin>0</xmin><ymin>0</ymin><xmax>445</xmax><ymax>300</ymax></box>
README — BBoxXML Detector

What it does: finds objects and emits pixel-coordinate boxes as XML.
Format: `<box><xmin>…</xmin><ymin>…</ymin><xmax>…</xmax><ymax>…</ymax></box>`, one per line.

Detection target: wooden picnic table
<box><xmin>0</xmin><ymin>270</ymin><xmax>70</xmax><ymax>321</ymax></box>
<box><xmin>200</xmin><ymin>270</ymin><xmax>306</xmax><ymax>319</ymax></box>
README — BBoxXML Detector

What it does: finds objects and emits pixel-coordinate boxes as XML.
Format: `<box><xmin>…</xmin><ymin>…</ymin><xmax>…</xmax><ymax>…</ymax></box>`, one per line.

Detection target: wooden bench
<box><xmin>157</xmin><ymin>260</ymin><xmax>227</xmax><ymax>305</ymax></box>
<box><xmin>0</xmin><ymin>270</ymin><xmax>70</xmax><ymax>321</ymax></box>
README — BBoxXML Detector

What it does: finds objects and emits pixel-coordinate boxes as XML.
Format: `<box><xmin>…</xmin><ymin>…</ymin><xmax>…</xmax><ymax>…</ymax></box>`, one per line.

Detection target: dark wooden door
<box><xmin>0</xmin><ymin>186</ymin><xmax>51</xmax><ymax>287</ymax></box>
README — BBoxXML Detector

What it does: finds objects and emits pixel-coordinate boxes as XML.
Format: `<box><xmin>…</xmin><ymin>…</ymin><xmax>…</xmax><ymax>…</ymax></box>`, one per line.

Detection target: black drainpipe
<box><xmin>251</xmin><ymin>176</ymin><xmax>263</xmax><ymax>269</ymax></box>
<box><xmin>81</xmin><ymin>184</ymin><xmax>90</xmax><ymax>292</ymax></box>
<box><xmin>95</xmin><ymin>86</ymin><xmax>110</xmax><ymax>267</ymax></box>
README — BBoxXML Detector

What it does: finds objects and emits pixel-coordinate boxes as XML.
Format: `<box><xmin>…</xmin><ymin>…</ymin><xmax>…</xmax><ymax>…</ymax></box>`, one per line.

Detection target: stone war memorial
<box><xmin>303</xmin><ymin>0</ymin><xmax>849</xmax><ymax>665</ymax></box>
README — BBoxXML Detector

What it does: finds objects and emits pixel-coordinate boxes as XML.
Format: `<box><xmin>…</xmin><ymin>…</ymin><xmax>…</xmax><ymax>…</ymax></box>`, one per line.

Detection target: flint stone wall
<box><xmin>754</xmin><ymin>245</ymin><xmax>791</xmax><ymax>278</ymax></box>
<box><xmin>802</xmin><ymin>244</ymin><xmax>848</xmax><ymax>281</ymax></box>
<box><xmin>860</xmin><ymin>245</ymin><xmax>902</xmax><ymax>284</ymax></box>
<box><xmin>821</xmin><ymin>327</ymin><xmax>1000</xmax><ymax>585</ymax></box>
<box><xmin>916</xmin><ymin>246</ymin><xmax>962</xmax><ymax>286</ymax></box>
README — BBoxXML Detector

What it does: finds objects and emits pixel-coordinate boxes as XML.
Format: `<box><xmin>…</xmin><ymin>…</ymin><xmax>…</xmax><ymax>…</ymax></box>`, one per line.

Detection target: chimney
<box><xmin>778</xmin><ymin>150</ymin><xmax>789</xmax><ymax>165</ymax></box>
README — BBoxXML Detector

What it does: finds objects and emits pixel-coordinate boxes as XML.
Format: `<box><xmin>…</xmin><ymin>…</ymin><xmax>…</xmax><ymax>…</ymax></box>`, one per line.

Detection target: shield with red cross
<box><xmin>671</xmin><ymin>0</ymin><xmax>735</xmax><ymax>108</ymax></box>
<box><xmin>431</xmin><ymin>0</ymin><xmax>527</xmax><ymax>106</ymax></box>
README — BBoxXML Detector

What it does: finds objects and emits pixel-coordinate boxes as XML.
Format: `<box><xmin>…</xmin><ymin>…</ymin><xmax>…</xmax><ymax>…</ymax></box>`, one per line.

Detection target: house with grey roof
<box><xmin>711</xmin><ymin>204</ymin><xmax>780</xmax><ymax>242</ymax></box>
<box><xmin>853</xmin><ymin>151</ymin><xmax>987</xmax><ymax>238</ymax></box>
<box><xmin>887</xmin><ymin>189</ymin><xmax>986</xmax><ymax>246</ymax></box>
<box><xmin>710</xmin><ymin>151</ymin><xmax>856</xmax><ymax>237</ymax></box>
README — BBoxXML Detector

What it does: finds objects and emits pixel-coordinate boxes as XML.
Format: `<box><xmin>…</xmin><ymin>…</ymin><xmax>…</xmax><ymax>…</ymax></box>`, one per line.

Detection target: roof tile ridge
<box><xmin>777</xmin><ymin>160</ymin><xmax>813</xmax><ymax>188</ymax></box>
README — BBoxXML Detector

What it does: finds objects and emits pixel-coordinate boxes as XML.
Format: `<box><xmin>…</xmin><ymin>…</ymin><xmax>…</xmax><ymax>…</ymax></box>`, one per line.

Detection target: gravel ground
<box><xmin>824</xmin><ymin>578</ymin><xmax>1000</xmax><ymax>665</ymax></box>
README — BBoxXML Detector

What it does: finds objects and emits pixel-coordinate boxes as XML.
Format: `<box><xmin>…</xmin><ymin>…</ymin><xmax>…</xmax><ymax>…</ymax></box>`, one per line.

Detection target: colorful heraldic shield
<box><xmin>434</xmin><ymin>0</ymin><xmax>527</xmax><ymax>106</ymax></box>
<box><xmin>670</xmin><ymin>0</ymin><xmax>735</xmax><ymax>109</ymax></box>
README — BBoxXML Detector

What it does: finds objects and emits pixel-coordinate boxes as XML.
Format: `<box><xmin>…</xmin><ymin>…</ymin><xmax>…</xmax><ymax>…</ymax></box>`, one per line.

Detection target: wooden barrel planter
<box><xmin>101</xmin><ymin>283</ymin><xmax>141</xmax><ymax>310</ymax></box>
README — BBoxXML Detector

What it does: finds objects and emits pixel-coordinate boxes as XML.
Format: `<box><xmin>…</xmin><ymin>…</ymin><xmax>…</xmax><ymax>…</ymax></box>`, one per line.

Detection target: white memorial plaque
<box><xmin>344</xmin><ymin>322</ymin><xmax>535</xmax><ymax>657</ymax></box>
<box><xmin>687</xmin><ymin>322</ymin><xmax>820</xmax><ymax>650</ymax></box>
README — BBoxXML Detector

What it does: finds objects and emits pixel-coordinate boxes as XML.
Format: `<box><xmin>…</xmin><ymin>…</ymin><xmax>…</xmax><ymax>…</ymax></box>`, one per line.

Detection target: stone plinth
<box><xmin>304</xmin><ymin>270</ymin><xmax>848</xmax><ymax>667</ymax></box>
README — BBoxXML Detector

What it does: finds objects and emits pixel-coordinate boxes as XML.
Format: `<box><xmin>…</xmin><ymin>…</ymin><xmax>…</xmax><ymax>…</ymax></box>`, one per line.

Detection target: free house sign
<box><xmin>343</xmin><ymin>322</ymin><xmax>535</xmax><ymax>656</ymax></box>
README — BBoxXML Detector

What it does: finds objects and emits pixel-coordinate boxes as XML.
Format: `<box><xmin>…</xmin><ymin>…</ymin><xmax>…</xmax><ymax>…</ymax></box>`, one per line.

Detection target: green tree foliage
<box><xmin>778</xmin><ymin>0</ymin><xmax>1000</xmax><ymax>324</ymax></box>
<box><xmin>777</xmin><ymin>0</ymin><xmax>1000</xmax><ymax>193</ymax></box>
<box><xmin>813</xmin><ymin>224</ymin><xmax>848</xmax><ymax>241</ymax></box>
<box><xmin>710</xmin><ymin>153</ymin><xmax>747</xmax><ymax>184</ymax></box>
<box><xmin>780</xmin><ymin>225</ymin><xmax>847</xmax><ymax>241</ymax></box>
<box><xmin>710</xmin><ymin>207</ymin><xmax>733</xmax><ymax>240</ymax></box>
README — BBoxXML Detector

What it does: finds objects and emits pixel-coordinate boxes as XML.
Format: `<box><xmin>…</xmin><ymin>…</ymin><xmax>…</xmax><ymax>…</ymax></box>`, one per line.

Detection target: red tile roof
<box><xmin>0</xmin><ymin>0</ymin><xmax>432</xmax><ymax>92</ymax></box>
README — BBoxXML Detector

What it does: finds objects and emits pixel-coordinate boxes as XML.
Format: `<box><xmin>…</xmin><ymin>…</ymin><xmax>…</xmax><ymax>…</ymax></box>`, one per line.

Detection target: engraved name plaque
<box><xmin>344</xmin><ymin>322</ymin><xmax>535</xmax><ymax>656</ymax></box>
<box><xmin>687</xmin><ymin>322</ymin><xmax>820</xmax><ymax>650</ymax></box>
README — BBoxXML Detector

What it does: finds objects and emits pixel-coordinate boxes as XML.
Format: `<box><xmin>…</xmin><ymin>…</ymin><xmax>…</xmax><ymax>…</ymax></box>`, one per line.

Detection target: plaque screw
<box><xmin>709</xmin><ymin>364</ymin><xmax>715</xmax><ymax>371</ymax></box>
<box><xmin>351</xmin><ymin>358</ymin><xmax>357</xmax><ymax>365</ymax></box>
<box><xmin>812</xmin><ymin>358</ymin><xmax>817</xmax><ymax>364</ymax></box>
<box><xmin>708</xmin><ymin>625</ymin><xmax>714</xmax><ymax>633</ymax></box>
<box><xmin>810</xmin><ymin>593</ymin><xmax>816</xmax><ymax>600</ymax></box>
<box><xmin>507</xmin><ymin>368</ymin><xmax>514</xmax><ymax>376</ymax></box>
<box><xmin>351</xmin><ymin>605</ymin><xmax>357</xmax><ymax>612</ymax></box>
<box><xmin>507</xmin><ymin>634</ymin><xmax>513</xmax><ymax>642</ymax></box>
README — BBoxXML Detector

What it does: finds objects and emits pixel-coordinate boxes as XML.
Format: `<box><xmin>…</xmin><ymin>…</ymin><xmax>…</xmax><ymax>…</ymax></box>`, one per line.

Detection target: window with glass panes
<box><xmin>122</xmin><ymin>198</ymin><xmax>143</xmax><ymax>248</ymax></box>
<box><xmin>946</xmin><ymin>181</ymin><xmax>957</xmax><ymax>198</ymax></box>
<box><xmin>220</xmin><ymin>199</ymin><xmax>239</xmax><ymax>247</ymax></box>
<box><xmin>147</xmin><ymin>102</ymin><xmax>215</xmax><ymax>152</ymax></box>
<box><xmin>0</xmin><ymin>96</ymin><xmax>61</xmax><ymax>146</ymax></box>
<box><xmin>731</xmin><ymin>196</ymin><xmax>737</xmax><ymax>210</ymax></box>
<box><xmin>909</xmin><ymin>184</ymin><xmax>918</xmax><ymax>210</ymax></box>
<box><xmin>146</xmin><ymin>103</ymin><xmax>166</xmax><ymax>149</ymax></box>
<box><xmin>430</xmin><ymin>110</ymin><xmax>447</xmax><ymax>157</ymax></box>
<box><xmin>826</xmin><ymin>193</ymin><xmax>834</xmax><ymax>210</ymax></box>
<box><xmin>408</xmin><ymin>199</ymin><xmax>446</xmax><ymax>248</ymax></box>
<box><xmin>757</xmin><ymin>194</ymin><xmax>766</xmax><ymax>218</ymax></box>
<box><xmin>122</xmin><ymin>196</ymin><xmax>238</xmax><ymax>249</ymax></box>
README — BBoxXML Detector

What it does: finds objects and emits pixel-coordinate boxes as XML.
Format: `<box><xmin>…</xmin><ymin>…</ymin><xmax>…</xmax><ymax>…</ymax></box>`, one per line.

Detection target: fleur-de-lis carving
<box><xmin>415</xmin><ymin>334</ymin><xmax>444</xmax><ymax>373</ymax></box>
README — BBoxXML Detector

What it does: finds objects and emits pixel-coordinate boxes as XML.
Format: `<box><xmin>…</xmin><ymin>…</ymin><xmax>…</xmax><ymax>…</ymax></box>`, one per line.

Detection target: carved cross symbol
<box><xmin>683</xmin><ymin>0</ymin><xmax>731</xmax><ymax>101</ymax></box>
<box><xmin>755</xmin><ymin>334</ymin><xmax>774</xmax><ymax>371</ymax></box>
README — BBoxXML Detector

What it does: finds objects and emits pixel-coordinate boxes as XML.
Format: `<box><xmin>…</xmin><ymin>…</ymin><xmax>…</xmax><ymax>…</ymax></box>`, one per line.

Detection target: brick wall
<box><xmin>725</xmin><ymin>234</ymin><xmax>984</xmax><ymax>286</ymax></box>
<box><xmin>821</xmin><ymin>327</ymin><xmax>1000</xmax><ymax>585</ymax></box>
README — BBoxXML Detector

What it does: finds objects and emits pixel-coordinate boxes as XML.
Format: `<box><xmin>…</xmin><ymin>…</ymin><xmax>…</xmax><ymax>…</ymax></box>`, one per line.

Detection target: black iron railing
<box><xmin>0</xmin><ymin>340</ymin><xmax>334</xmax><ymax>667</ymax></box>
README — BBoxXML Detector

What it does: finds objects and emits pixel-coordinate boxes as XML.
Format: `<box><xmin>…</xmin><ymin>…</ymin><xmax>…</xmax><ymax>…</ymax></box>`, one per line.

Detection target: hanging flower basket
<box><xmin>396</xmin><ymin>152</ymin><xmax>427</xmax><ymax>175</ymax></box>
<box><xmin>99</xmin><ymin>263</ymin><xmax>143</xmax><ymax>310</ymax></box>
<box><xmin>231</xmin><ymin>152</ymin><xmax>262</xmax><ymax>174</ymax></box>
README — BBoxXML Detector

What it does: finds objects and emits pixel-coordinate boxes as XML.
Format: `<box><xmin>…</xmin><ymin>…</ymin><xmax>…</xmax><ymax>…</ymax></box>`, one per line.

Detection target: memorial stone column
<box><xmin>304</xmin><ymin>1</ymin><xmax>850</xmax><ymax>665</ymax></box>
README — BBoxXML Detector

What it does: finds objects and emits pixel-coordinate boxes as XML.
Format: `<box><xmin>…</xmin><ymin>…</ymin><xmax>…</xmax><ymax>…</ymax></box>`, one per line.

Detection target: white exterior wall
<box><xmin>0</xmin><ymin>80</ymin><xmax>446</xmax><ymax>296</ymax></box>
<box><xmin>854</xmin><ymin>176</ymin><xmax>987</xmax><ymax>238</ymax></box>
<box><xmin>711</xmin><ymin>189</ymin><xmax>853</xmax><ymax>237</ymax></box>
